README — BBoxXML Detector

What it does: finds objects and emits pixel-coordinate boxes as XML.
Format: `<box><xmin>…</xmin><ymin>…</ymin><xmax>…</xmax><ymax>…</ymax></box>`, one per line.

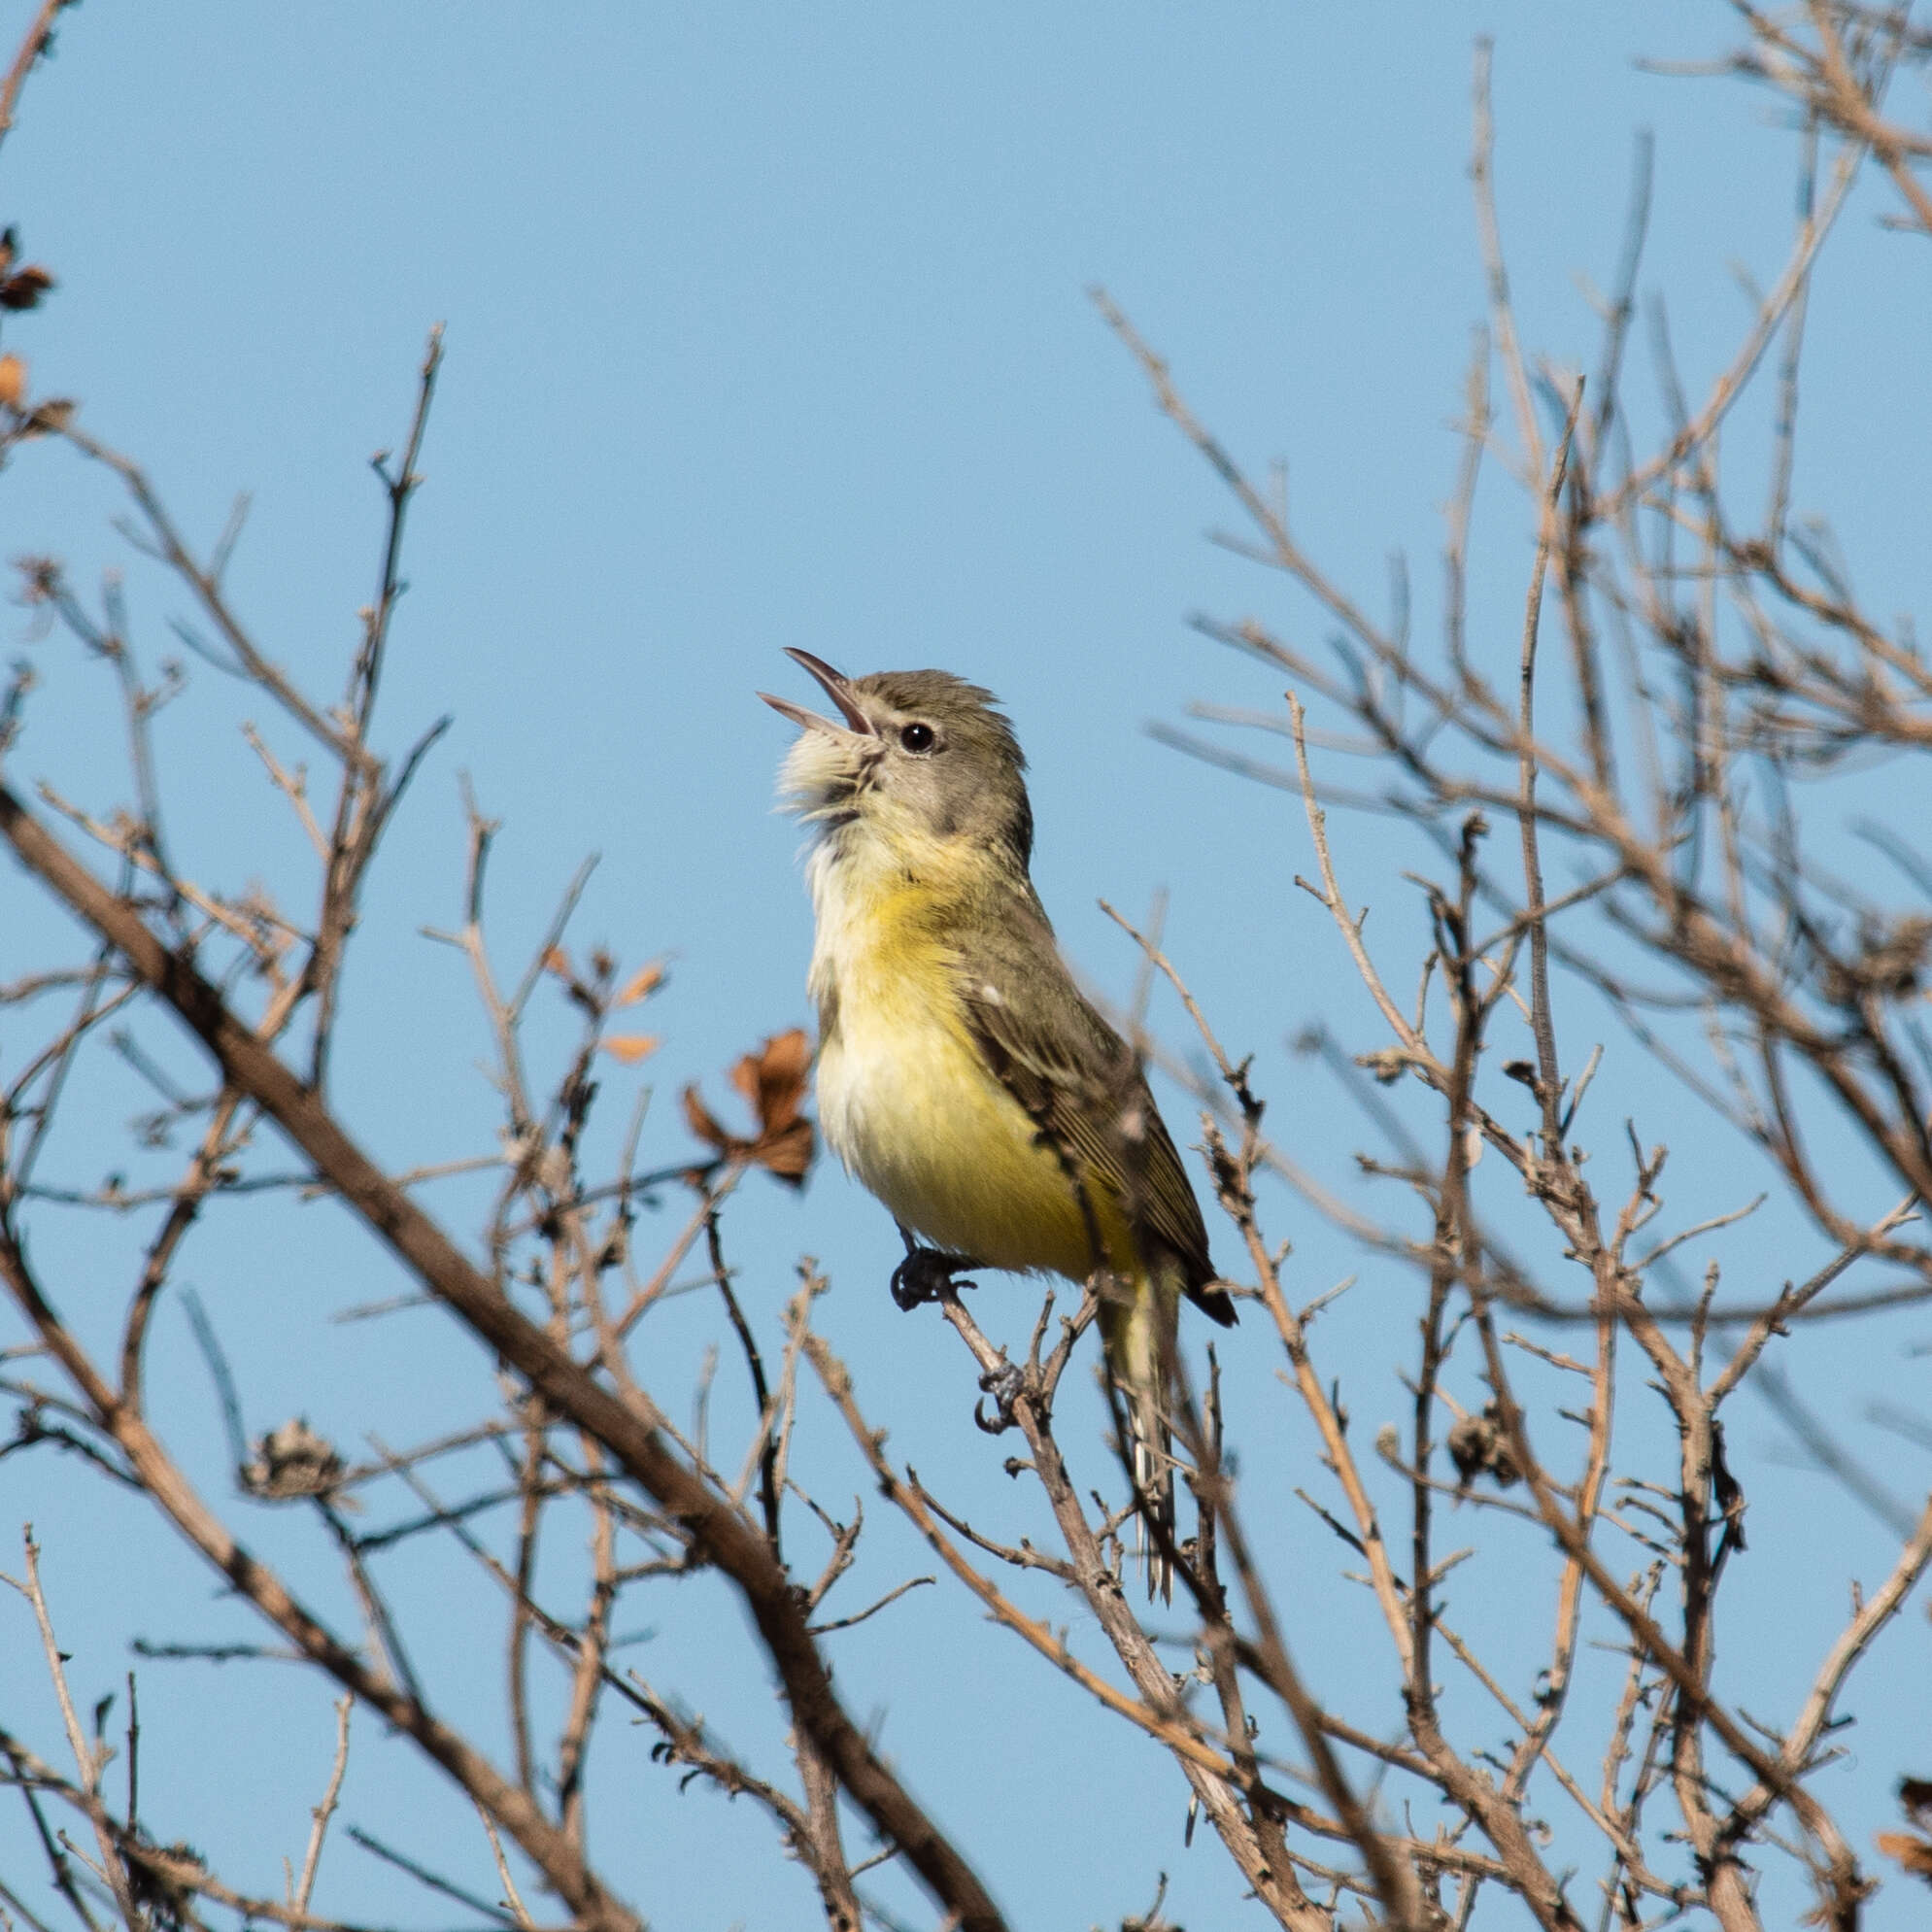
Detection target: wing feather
<box><xmin>951</xmin><ymin>901</ymin><xmax>1235</xmax><ymax>1326</ymax></box>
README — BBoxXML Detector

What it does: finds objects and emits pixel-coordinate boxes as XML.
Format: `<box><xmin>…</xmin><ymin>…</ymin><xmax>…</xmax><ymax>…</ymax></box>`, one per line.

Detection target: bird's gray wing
<box><xmin>951</xmin><ymin>902</ymin><xmax>1234</xmax><ymax>1325</ymax></box>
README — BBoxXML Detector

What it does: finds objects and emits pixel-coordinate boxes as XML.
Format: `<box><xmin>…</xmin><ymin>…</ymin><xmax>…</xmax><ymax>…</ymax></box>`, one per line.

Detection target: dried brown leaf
<box><xmin>683</xmin><ymin>1029</ymin><xmax>816</xmax><ymax>1184</ymax></box>
<box><xmin>682</xmin><ymin>1083</ymin><xmax>733</xmax><ymax>1157</ymax></box>
<box><xmin>730</xmin><ymin>1026</ymin><xmax>811</xmax><ymax>1135</ymax></box>
<box><xmin>0</xmin><ymin>353</ymin><xmax>23</xmax><ymax>408</ymax></box>
<box><xmin>615</xmin><ymin>960</ymin><xmax>666</xmax><ymax>1007</ymax></box>
<box><xmin>1876</xmin><ymin>1831</ymin><xmax>1932</xmax><ymax>1882</ymax></box>
<box><xmin>0</xmin><ymin>265</ymin><xmax>53</xmax><ymax>311</ymax></box>
<box><xmin>755</xmin><ymin>1116</ymin><xmax>814</xmax><ymax>1183</ymax></box>
<box><xmin>601</xmin><ymin>1034</ymin><xmax>661</xmax><ymax>1066</ymax></box>
<box><xmin>18</xmin><ymin>396</ymin><xmax>71</xmax><ymax>438</ymax></box>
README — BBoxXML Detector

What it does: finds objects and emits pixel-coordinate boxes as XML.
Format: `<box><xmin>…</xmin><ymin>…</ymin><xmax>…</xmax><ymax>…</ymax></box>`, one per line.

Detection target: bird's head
<box><xmin>761</xmin><ymin>650</ymin><xmax>1034</xmax><ymax>874</ymax></box>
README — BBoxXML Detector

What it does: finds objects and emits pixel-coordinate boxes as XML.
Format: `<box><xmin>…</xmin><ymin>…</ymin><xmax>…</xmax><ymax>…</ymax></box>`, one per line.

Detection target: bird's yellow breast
<box><xmin>805</xmin><ymin>833</ymin><xmax>1117</xmax><ymax>1280</ymax></box>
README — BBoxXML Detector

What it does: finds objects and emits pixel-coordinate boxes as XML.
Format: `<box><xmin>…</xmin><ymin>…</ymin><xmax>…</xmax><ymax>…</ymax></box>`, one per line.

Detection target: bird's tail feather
<box><xmin>1128</xmin><ymin>1386</ymin><xmax>1175</xmax><ymax>1605</ymax></box>
<box><xmin>1101</xmin><ymin>1273</ymin><xmax>1177</xmax><ymax>1604</ymax></box>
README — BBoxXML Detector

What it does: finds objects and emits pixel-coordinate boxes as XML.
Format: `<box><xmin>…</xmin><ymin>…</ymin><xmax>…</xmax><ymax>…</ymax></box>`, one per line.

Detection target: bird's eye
<box><xmin>898</xmin><ymin>722</ymin><xmax>936</xmax><ymax>754</ymax></box>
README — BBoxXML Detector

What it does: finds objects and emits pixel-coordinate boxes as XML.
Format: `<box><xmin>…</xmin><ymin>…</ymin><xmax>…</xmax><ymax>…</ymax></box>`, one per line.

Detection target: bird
<box><xmin>761</xmin><ymin>648</ymin><xmax>1237</xmax><ymax>1599</ymax></box>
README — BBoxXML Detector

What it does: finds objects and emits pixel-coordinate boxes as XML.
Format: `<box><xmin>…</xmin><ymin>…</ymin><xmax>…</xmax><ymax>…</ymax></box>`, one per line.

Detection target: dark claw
<box><xmin>890</xmin><ymin>1244</ymin><xmax>977</xmax><ymax>1312</ymax></box>
<box><xmin>974</xmin><ymin>1359</ymin><xmax>1026</xmax><ymax>1434</ymax></box>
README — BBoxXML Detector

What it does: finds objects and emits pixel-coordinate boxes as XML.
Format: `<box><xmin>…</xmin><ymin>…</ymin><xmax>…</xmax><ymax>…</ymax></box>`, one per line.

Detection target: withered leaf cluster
<box><xmin>683</xmin><ymin>1028</ymin><xmax>816</xmax><ymax>1185</ymax></box>
<box><xmin>1877</xmin><ymin>1778</ymin><xmax>1932</xmax><ymax>1887</ymax></box>
<box><xmin>0</xmin><ymin>226</ymin><xmax>52</xmax><ymax>311</ymax></box>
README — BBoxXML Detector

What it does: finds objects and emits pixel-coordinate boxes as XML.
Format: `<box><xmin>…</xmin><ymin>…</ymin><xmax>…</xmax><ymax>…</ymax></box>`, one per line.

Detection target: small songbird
<box><xmin>762</xmin><ymin>650</ymin><xmax>1237</xmax><ymax>1598</ymax></box>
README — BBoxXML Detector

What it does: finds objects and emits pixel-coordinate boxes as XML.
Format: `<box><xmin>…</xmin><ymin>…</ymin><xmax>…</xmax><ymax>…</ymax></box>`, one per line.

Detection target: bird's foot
<box><xmin>974</xmin><ymin>1358</ymin><xmax>1026</xmax><ymax>1435</ymax></box>
<box><xmin>890</xmin><ymin>1243</ymin><xmax>978</xmax><ymax>1312</ymax></box>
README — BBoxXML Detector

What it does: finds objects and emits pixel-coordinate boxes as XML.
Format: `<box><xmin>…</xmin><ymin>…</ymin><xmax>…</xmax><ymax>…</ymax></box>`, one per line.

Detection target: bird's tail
<box><xmin>1099</xmin><ymin>1269</ymin><xmax>1178</xmax><ymax>1604</ymax></box>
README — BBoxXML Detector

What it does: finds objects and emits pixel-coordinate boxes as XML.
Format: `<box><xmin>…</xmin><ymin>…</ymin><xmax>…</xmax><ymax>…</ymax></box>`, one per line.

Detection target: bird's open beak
<box><xmin>759</xmin><ymin>649</ymin><xmax>876</xmax><ymax>739</ymax></box>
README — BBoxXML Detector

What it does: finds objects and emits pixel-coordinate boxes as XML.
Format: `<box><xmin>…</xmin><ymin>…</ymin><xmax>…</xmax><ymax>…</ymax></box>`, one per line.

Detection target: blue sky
<box><xmin>4</xmin><ymin>5</ymin><xmax>1929</xmax><ymax>1928</ymax></box>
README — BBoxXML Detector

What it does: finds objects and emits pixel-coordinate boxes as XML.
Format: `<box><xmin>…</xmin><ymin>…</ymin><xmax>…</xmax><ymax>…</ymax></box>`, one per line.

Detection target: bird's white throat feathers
<box><xmin>800</xmin><ymin>813</ymin><xmax>952</xmax><ymax>1028</ymax></box>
